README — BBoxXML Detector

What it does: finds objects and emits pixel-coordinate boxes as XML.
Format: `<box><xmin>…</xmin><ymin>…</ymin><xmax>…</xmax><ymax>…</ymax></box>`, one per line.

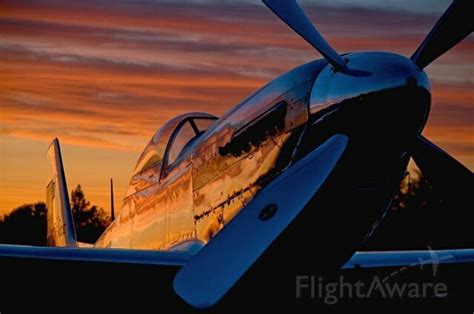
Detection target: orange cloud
<box><xmin>0</xmin><ymin>0</ymin><xmax>472</xmax><ymax>214</ymax></box>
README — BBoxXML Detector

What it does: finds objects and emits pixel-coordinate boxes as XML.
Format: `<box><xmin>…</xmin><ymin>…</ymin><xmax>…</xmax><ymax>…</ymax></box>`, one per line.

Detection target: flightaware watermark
<box><xmin>296</xmin><ymin>246</ymin><xmax>450</xmax><ymax>305</ymax></box>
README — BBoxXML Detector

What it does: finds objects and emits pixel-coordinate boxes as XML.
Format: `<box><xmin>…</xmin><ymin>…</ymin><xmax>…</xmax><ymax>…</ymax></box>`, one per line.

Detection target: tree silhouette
<box><xmin>0</xmin><ymin>173</ymin><xmax>470</xmax><ymax>248</ymax></box>
<box><xmin>0</xmin><ymin>185</ymin><xmax>110</xmax><ymax>246</ymax></box>
<box><xmin>363</xmin><ymin>166</ymin><xmax>472</xmax><ymax>250</ymax></box>
<box><xmin>0</xmin><ymin>203</ymin><xmax>47</xmax><ymax>246</ymax></box>
<box><xmin>71</xmin><ymin>184</ymin><xmax>110</xmax><ymax>243</ymax></box>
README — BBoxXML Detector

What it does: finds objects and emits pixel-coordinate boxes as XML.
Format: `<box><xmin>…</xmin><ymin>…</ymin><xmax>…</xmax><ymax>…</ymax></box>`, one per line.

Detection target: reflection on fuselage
<box><xmin>94</xmin><ymin>60</ymin><xmax>325</xmax><ymax>250</ymax></box>
<box><xmin>95</xmin><ymin>52</ymin><xmax>431</xmax><ymax>256</ymax></box>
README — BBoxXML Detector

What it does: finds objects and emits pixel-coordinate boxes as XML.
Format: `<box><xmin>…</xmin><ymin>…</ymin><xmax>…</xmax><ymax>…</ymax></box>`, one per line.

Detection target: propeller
<box><xmin>410</xmin><ymin>135</ymin><xmax>473</xmax><ymax>203</ymax></box>
<box><xmin>173</xmin><ymin>134</ymin><xmax>348</xmax><ymax>308</ymax></box>
<box><xmin>262</xmin><ymin>0</ymin><xmax>347</xmax><ymax>72</ymax></box>
<box><xmin>411</xmin><ymin>0</ymin><xmax>473</xmax><ymax>69</ymax></box>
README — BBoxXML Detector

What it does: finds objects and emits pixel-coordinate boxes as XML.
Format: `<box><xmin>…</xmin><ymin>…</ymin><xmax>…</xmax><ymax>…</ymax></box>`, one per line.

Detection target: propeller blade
<box><xmin>173</xmin><ymin>134</ymin><xmax>348</xmax><ymax>308</ymax></box>
<box><xmin>263</xmin><ymin>0</ymin><xmax>347</xmax><ymax>72</ymax></box>
<box><xmin>411</xmin><ymin>0</ymin><xmax>473</xmax><ymax>69</ymax></box>
<box><xmin>410</xmin><ymin>135</ymin><xmax>473</xmax><ymax>202</ymax></box>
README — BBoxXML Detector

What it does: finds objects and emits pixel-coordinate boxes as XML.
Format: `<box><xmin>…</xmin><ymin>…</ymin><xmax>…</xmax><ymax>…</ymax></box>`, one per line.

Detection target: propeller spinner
<box><xmin>264</xmin><ymin>0</ymin><xmax>472</xmax><ymax>187</ymax></box>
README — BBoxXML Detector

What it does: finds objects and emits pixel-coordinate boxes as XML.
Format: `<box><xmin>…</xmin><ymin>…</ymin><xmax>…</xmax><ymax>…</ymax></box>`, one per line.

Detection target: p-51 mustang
<box><xmin>1</xmin><ymin>0</ymin><xmax>473</xmax><ymax>309</ymax></box>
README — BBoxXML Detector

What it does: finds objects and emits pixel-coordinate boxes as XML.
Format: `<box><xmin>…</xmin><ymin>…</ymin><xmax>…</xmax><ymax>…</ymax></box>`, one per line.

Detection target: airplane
<box><xmin>1</xmin><ymin>0</ymin><xmax>473</xmax><ymax>310</ymax></box>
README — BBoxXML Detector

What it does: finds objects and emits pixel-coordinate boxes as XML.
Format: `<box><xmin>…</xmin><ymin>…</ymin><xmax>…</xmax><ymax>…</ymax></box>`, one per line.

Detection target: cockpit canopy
<box><xmin>133</xmin><ymin>112</ymin><xmax>217</xmax><ymax>175</ymax></box>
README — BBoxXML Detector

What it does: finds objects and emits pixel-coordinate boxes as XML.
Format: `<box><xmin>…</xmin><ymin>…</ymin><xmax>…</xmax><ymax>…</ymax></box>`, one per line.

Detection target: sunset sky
<box><xmin>0</xmin><ymin>0</ymin><xmax>472</xmax><ymax>216</ymax></box>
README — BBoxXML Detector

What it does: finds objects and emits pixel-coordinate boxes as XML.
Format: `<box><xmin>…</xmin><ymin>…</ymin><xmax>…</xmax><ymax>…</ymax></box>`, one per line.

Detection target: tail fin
<box><xmin>46</xmin><ymin>138</ymin><xmax>77</xmax><ymax>247</ymax></box>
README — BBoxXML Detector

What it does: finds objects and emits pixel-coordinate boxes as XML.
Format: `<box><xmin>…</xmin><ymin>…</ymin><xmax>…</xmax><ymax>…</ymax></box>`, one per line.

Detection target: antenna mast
<box><xmin>110</xmin><ymin>178</ymin><xmax>115</xmax><ymax>221</ymax></box>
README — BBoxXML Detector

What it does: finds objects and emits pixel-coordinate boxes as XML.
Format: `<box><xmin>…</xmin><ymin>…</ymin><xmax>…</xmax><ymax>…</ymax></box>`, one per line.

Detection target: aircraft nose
<box><xmin>309</xmin><ymin>51</ymin><xmax>430</xmax><ymax>116</ymax></box>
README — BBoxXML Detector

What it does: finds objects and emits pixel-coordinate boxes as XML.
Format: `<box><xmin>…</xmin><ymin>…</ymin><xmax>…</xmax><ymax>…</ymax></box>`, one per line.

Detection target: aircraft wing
<box><xmin>0</xmin><ymin>244</ymin><xmax>190</xmax><ymax>269</ymax></box>
<box><xmin>343</xmin><ymin>248</ymin><xmax>474</xmax><ymax>269</ymax></box>
<box><xmin>0</xmin><ymin>244</ymin><xmax>194</xmax><ymax>311</ymax></box>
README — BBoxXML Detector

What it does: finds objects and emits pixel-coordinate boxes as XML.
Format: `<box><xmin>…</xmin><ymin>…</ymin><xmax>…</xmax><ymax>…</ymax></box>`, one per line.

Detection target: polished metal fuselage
<box><xmin>95</xmin><ymin>51</ymin><xmax>431</xmax><ymax>254</ymax></box>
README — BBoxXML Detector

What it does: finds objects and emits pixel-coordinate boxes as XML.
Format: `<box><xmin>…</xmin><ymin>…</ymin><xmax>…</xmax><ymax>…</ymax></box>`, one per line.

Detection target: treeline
<box><xmin>364</xmin><ymin>169</ymin><xmax>473</xmax><ymax>250</ymax></box>
<box><xmin>0</xmin><ymin>184</ymin><xmax>110</xmax><ymax>246</ymax></box>
<box><xmin>0</xmin><ymin>171</ymin><xmax>471</xmax><ymax>249</ymax></box>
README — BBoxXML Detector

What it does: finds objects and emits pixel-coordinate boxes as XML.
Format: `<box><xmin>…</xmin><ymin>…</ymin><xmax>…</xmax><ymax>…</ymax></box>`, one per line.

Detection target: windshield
<box><xmin>167</xmin><ymin>117</ymin><xmax>216</xmax><ymax>167</ymax></box>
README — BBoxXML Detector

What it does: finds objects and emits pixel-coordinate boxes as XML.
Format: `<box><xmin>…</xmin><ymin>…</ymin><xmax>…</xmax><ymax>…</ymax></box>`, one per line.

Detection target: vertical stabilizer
<box><xmin>46</xmin><ymin>138</ymin><xmax>77</xmax><ymax>247</ymax></box>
